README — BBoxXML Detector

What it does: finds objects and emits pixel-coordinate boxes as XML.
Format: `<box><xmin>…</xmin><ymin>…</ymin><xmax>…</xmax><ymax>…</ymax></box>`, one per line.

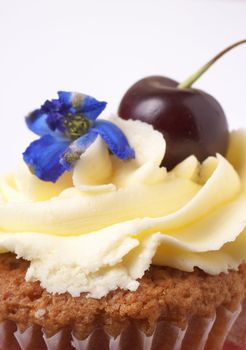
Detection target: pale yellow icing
<box><xmin>0</xmin><ymin>115</ymin><xmax>245</xmax><ymax>298</ymax></box>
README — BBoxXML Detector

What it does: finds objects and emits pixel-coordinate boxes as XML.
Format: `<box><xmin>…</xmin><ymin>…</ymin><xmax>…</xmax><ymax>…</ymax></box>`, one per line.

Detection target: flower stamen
<box><xmin>64</xmin><ymin>113</ymin><xmax>91</xmax><ymax>140</ymax></box>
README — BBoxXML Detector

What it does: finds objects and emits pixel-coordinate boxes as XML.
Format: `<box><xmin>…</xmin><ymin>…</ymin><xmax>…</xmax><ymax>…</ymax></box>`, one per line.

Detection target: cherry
<box><xmin>118</xmin><ymin>75</ymin><xmax>228</xmax><ymax>169</ymax></box>
<box><xmin>118</xmin><ymin>40</ymin><xmax>246</xmax><ymax>170</ymax></box>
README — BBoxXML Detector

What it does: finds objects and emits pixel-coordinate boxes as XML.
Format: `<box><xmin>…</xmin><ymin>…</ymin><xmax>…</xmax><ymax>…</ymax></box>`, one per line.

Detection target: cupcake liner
<box><xmin>0</xmin><ymin>301</ymin><xmax>246</xmax><ymax>350</ymax></box>
<box><xmin>227</xmin><ymin>299</ymin><xmax>246</xmax><ymax>347</ymax></box>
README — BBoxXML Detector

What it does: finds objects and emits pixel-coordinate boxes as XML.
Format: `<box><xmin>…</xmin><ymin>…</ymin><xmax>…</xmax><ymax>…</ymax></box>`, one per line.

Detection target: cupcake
<box><xmin>0</xmin><ymin>43</ymin><xmax>246</xmax><ymax>350</ymax></box>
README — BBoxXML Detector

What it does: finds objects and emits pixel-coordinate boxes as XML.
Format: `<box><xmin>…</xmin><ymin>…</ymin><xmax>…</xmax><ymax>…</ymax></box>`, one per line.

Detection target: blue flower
<box><xmin>23</xmin><ymin>91</ymin><xmax>135</xmax><ymax>182</ymax></box>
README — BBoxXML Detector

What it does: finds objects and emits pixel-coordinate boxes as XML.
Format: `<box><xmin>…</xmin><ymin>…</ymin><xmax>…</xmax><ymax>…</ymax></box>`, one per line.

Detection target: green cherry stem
<box><xmin>178</xmin><ymin>39</ymin><xmax>246</xmax><ymax>89</ymax></box>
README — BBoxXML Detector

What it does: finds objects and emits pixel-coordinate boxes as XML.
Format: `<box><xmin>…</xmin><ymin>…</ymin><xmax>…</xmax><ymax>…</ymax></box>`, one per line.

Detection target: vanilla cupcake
<box><xmin>0</xmin><ymin>90</ymin><xmax>245</xmax><ymax>350</ymax></box>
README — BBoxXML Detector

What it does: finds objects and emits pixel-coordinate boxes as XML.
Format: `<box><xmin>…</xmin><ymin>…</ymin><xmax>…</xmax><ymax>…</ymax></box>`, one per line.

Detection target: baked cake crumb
<box><xmin>0</xmin><ymin>253</ymin><xmax>245</xmax><ymax>339</ymax></box>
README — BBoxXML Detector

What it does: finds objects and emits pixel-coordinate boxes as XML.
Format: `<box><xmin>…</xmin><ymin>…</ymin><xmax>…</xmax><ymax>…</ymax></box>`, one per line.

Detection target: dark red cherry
<box><xmin>118</xmin><ymin>40</ymin><xmax>246</xmax><ymax>170</ymax></box>
<box><xmin>119</xmin><ymin>75</ymin><xmax>228</xmax><ymax>169</ymax></box>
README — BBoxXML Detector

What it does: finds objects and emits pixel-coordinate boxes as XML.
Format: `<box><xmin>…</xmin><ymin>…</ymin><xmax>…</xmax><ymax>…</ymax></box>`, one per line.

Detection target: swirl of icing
<box><xmin>0</xmin><ymin>115</ymin><xmax>245</xmax><ymax>298</ymax></box>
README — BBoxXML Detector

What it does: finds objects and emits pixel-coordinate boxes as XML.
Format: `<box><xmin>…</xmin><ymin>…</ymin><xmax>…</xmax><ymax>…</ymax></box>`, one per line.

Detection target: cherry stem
<box><xmin>178</xmin><ymin>39</ymin><xmax>246</xmax><ymax>89</ymax></box>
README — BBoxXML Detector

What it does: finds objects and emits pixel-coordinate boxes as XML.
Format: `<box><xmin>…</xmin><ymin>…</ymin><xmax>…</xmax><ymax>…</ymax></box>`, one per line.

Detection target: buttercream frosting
<box><xmin>0</xmin><ymin>115</ymin><xmax>245</xmax><ymax>298</ymax></box>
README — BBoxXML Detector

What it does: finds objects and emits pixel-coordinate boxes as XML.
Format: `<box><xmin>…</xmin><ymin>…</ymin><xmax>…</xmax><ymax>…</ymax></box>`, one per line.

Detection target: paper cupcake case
<box><xmin>0</xmin><ymin>301</ymin><xmax>246</xmax><ymax>350</ymax></box>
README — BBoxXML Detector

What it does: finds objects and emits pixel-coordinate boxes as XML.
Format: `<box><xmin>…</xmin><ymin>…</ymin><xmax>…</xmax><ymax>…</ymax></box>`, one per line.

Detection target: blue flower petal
<box><xmin>26</xmin><ymin>110</ymin><xmax>52</xmax><ymax>136</ymax></box>
<box><xmin>23</xmin><ymin>92</ymin><xmax>112</xmax><ymax>183</ymax></box>
<box><xmin>23</xmin><ymin>135</ymin><xmax>70</xmax><ymax>182</ymax></box>
<box><xmin>41</xmin><ymin>99</ymin><xmax>67</xmax><ymax>133</ymax></box>
<box><xmin>46</xmin><ymin>111</ymin><xmax>66</xmax><ymax>134</ymax></box>
<box><xmin>58</xmin><ymin>91</ymin><xmax>107</xmax><ymax>121</ymax></box>
<box><xmin>81</xmin><ymin>95</ymin><xmax>107</xmax><ymax>121</ymax></box>
<box><xmin>57</xmin><ymin>91</ymin><xmax>73</xmax><ymax>106</ymax></box>
<box><xmin>60</xmin><ymin>129</ymin><xmax>98</xmax><ymax>170</ymax></box>
<box><xmin>58</xmin><ymin>92</ymin><xmax>106</xmax><ymax>120</ymax></box>
<box><xmin>92</xmin><ymin>120</ymin><xmax>135</xmax><ymax>160</ymax></box>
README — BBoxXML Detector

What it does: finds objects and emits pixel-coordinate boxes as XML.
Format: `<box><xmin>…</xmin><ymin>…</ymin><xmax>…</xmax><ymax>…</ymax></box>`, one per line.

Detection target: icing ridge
<box><xmin>0</xmin><ymin>116</ymin><xmax>245</xmax><ymax>298</ymax></box>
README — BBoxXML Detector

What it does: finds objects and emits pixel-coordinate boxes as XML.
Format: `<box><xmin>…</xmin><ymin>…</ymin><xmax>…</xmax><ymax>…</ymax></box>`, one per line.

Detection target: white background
<box><xmin>0</xmin><ymin>0</ymin><xmax>245</xmax><ymax>172</ymax></box>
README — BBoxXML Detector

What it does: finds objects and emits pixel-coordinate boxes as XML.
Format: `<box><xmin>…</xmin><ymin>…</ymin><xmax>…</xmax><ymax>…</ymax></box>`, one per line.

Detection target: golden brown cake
<box><xmin>0</xmin><ymin>254</ymin><xmax>246</xmax><ymax>350</ymax></box>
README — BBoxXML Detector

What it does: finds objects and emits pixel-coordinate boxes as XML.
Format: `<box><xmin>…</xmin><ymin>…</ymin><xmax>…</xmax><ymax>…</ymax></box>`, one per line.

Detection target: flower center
<box><xmin>64</xmin><ymin>113</ymin><xmax>91</xmax><ymax>140</ymax></box>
